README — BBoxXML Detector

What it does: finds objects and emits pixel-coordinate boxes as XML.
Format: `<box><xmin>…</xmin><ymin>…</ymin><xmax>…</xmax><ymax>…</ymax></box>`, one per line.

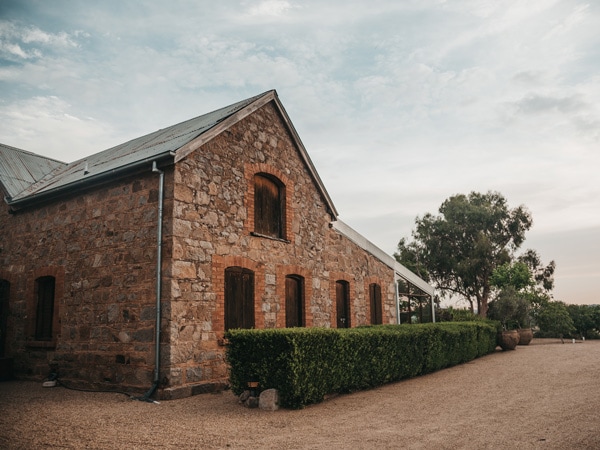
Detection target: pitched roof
<box><xmin>0</xmin><ymin>143</ymin><xmax>66</xmax><ymax>199</ymax></box>
<box><xmin>1</xmin><ymin>90</ymin><xmax>337</xmax><ymax>216</ymax></box>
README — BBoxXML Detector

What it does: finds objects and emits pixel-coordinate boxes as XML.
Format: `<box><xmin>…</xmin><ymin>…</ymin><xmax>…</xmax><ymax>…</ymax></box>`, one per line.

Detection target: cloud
<box><xmin>0</xmin><ymin>96</ymin><xmax>116</xmax><ymax>161</ymax></box>
<box><xmin>514</xmin><ymin>93</ymin><xmax>589</xmax><ymax>115</ymax></box>
<box><xmin>0</xmin><ymin>20</ymin><xmax>78</xmax><ymax>61</ymax></box>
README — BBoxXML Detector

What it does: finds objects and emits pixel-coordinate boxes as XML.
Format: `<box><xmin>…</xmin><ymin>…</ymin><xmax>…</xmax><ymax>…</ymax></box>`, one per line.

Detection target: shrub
<box><xmin>225</xmin><ymin>321</ymin><xmax>498</xmax><ymax>409</ymax></box>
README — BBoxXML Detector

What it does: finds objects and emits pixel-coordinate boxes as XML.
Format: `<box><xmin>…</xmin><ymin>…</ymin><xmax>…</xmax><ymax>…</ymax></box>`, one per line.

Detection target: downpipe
<box><xmin>136</xmin><ymin>161</ymin><xmax>164</xmax><ymax>403</ymax></box>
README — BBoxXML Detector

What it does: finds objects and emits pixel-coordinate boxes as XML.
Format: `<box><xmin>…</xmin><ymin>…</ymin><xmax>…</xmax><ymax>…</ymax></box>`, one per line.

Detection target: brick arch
<box><xmin>244</xmin><ymin>162</ymin><xmax>294</xmax><ymax>243</ymax></box>
<box><xmin>275</xmin><ymin>265</ymin><xmax>314</xmax><ymax>328</ymax></box>
<box><xmin>212</xmin><ymin>255</ymin><xmax>265</xmax><ymax>335</ymax></box>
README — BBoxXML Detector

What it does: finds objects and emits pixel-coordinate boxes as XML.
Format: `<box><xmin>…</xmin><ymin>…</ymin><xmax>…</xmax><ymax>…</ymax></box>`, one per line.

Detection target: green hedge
<box><xmin>225</xmin><ymin>321</ymin><xmax>498</xmax><ymax>409</ymax></box>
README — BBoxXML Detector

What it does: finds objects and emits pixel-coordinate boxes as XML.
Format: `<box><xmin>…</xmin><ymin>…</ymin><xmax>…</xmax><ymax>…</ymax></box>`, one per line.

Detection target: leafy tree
<box><xmin>535</xmin><ymin>300</ymin><xmax>575</xmax><ymax>343</ymax></box>
<box><xmin>490</xmin><ymin>261</ymin><xmax>533</xmax><ymax>291</ymax></box>
<box><xmin>395</xmin><ymin>191</ymin><xmax>532</xmax><ymax>317</ymax></box>
<box><xmin>517</xmin><ymin>249</ymin><xmax>555</xmax><ymax>293</ymax></box>
<box><xmin>567</xmin><ymin>304</ymin><xmax>600</xmax><ymax>339</ymax></box>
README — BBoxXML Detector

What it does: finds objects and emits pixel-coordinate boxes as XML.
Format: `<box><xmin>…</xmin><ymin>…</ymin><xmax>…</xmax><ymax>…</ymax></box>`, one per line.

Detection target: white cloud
<box><xmin>0</xmin><ymin>96</ymin><xmax>116</xmax><ymax>161</ymax></box>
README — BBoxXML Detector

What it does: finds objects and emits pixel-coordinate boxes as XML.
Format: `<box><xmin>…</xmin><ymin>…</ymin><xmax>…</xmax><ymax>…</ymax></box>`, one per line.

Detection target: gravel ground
<box><xmin>1</xmin><ymin>338</ymin><xmax>599</xmax><ymax>449</ymax></box>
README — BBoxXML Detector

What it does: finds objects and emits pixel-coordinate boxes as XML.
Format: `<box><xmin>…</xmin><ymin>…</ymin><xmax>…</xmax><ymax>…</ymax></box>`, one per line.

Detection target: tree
<box><xmin>535</xmin><ymin>300</ymin><xmax>575</xmax><ymax>343</ymax></box>
<box><xmin>395</xmin><ymin>191</ymin><xmax>532</xmax><ymax>317</ymax></box>
<box><xmin>567</xmin><ymin>304</ymin><xmax>600</xmax><ymax>339</ymax></box>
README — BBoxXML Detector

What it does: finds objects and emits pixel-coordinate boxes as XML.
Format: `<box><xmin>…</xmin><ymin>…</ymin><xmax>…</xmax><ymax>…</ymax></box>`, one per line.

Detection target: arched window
<box><xmin>225</xmin><ymin>267</ymin><xmax>255</xmax><ymax>330</ymax></box>
<box><xmin>335</xmin><ymin>280</ymin><xmax>350</xmax><ymax>328</ymax></box>
<box><xmin>254</xmin><ymin>173</ymin><xmax>285</xmax><ymax>239</ymax></box>
<box><xmin>35</xmin><ymin>276</ymin><xmax>55</xmax><ymax>341</ymax></box>
<box><xmin>285</xmin><ymin>275</ymin><xmax>304</xmax><ymax>327</ymax></box>
<box><xmin>369</xmin><ymin>283</ymin><xmax>383</xmax><ymax>325</ymax></box>
<box><xmin>0</xmin><ymin>279</ymin><xmax>9</xmax><ymax>357</ymax></box>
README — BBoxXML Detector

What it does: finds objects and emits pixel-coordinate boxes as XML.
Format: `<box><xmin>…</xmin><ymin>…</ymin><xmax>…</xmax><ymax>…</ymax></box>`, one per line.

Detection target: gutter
<box><xmin>7</xmin><ymin>152</ymin><xmax>175</xmax><ymax>211</ymax></box>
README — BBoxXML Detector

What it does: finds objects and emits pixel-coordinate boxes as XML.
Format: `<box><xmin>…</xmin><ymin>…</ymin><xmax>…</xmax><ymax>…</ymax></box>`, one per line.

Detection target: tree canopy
<box><xmin>395</xmin><ymin>191</ymin><xmax>544</xmax><ymax>317</ymax></box>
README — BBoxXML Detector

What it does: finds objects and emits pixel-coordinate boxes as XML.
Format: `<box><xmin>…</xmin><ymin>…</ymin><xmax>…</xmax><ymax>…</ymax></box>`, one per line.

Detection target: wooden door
<box><xmin>370</xmin><ymin>283</ymin><xmax>383</xmax><ymax>325</ymax></box>
<box><xmin>225</xmin><ymin>267</ymin><xmax>255</xmax><ymax>330</ymax></box>
<box><xmin>285</xmin><ymin>276</ymin><xmax>303</xmax><ymax>327</ymax></box>
<box><xmin>336</xmin><ymin>280</ymin><xmax>350</xmax><ymax>328</ymax></box>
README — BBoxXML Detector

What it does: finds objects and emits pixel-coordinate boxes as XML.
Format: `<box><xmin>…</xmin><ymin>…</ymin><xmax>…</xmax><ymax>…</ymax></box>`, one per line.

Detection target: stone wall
<box><xmin>0</xmin><ymin>170</ymin><xmax>166</xmax><ymax>391</ymax></box>
<box><xmin>162</xmin><ymin>100</ymin><xmax>397</xmax><ymax>398</ymax></box>
<box><xmin>0</xmin><ymin>99</ymin><xmax>399</xmax><ymax>398</ymax></box>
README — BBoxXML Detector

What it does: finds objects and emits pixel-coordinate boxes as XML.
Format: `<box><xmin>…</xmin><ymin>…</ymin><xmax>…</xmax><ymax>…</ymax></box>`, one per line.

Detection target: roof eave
<box><xmin>7</xmin><ymin>151</ymin><xmax>175</xmax><ymax>211</ymax></box>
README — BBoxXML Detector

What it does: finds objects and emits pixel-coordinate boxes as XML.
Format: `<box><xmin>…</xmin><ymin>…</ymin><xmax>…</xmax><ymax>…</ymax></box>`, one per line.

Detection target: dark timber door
<box><xmin>0</xmin><ymin>280</ymin><xmax>9</xmax><ymax>358</ymax></box>
<box><xmin>336</xmin><ymin>280</ymin><xmax>350</xmax><ymax>328</ymax></box>
<box><xmin>370</xmin><ymin>283</ymin><xmax>383</xmax><ymax>325</ymax></box>
<box><xmin>225</xmin><ymin>267</ymin><xmax>255</xmax><ymax>330</ymax></box>
<box><xmin>285</xmin><ymin>276</ymin><xmax>303</xmax><ymax>327</ymax></box>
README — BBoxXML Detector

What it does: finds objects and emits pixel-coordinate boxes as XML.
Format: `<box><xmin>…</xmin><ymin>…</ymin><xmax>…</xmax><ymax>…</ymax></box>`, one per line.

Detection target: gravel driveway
<box><xmin>1</xmin><ymin>338</ymin><xmax>599</xmax><ymax>449</ymax></box>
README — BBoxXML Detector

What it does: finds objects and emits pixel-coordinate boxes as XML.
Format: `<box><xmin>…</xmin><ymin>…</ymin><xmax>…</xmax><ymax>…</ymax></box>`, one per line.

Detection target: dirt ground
<box><xmin>1</xmin><ymin>338</ymin><xmax>599</xmax><ymax>449</ymax></box>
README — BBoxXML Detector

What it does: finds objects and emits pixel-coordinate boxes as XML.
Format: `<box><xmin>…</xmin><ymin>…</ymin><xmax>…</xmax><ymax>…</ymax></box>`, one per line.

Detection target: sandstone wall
<box><xmin>0</xmin><ymin>170</ymin><xmax>167</xmax><ymax>391</ymax></box>
<box><xmin>164</xmin><ymin>100</ymin><xmax>397</xmax><ymax>398</ymax></box>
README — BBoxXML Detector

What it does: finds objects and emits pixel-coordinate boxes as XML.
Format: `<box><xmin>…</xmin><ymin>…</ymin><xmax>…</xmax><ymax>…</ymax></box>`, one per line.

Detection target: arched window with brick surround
<box><xmin>254</xmin><ymin>173</ymin><xmax>285</xmax><ymax>239</ymax></box>
<box><xmin>225</xmin><ymin>267</ymin><xmax>255</xmax><ymax>330</ymax></box>
<box><xmin>35</xmin><ymin>276</ymin><xmax>56</xmax><ymax>341</ymax></box>
<box><xmin>285</xmin><ymin>275</ymin><xmax>304</xmax><ymax>327</ymax></box>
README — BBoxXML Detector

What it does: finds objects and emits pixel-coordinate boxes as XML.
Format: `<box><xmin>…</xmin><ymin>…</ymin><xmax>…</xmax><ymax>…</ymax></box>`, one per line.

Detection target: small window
<box><xmin>285</xmin><ymin>275</ymin><xmax>304</xmax><ymax>327</ymax></box>
<box><xmin>35</xmin><ymin>276</ymin><xmax>55</xmax><ymax>341</ymax></box>
<box><xmin>224</xmin><ymin>267</ymin><xmax>255</xmax><ymax>330</ymax></box>
<box><xmin>369</xmin><ymin>283</ymin><xmax>383</xmax><ymax>325</ymax></box>
<box><xmin>254</xmin><ymin>173</ymin><xmax>285</xmax><ymax>239</ymax></box>
<box><xmin>336</xmin><ymin>280</ymin><xmax>350</xmax><ymax>328</ymax></box>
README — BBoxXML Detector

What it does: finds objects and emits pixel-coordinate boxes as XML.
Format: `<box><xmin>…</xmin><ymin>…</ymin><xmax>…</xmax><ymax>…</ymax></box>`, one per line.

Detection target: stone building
<box><xmin>0</xmin><ymin>90</ymin><xmax>433</xmax><ymax>398</ymax></box>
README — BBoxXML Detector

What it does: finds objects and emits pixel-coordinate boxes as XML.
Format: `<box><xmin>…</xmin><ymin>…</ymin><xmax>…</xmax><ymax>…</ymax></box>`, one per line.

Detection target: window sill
<box><xmin>250</xmin><ymin>232</ymin><xmax>290</xmax><ymax>243</ymax></box>
<box><xmin>27</xmin><ymin>340</ymin><xmax>56</xmax><ymax>349</ymax></box>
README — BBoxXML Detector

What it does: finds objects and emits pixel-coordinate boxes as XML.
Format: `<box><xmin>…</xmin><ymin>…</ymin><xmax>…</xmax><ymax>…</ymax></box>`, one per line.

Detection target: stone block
<box><xmin>259</xmin><ymin>388</ymin><xmax>280</xmax><ymax>411</ymax></box>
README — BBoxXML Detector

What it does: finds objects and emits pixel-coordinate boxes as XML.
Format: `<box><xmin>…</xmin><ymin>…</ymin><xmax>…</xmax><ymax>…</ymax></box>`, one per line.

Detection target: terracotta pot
<box><xmin>518</xmin><ymin>328</ymin><xmax>533</xmax><ymax>346</ymax></box>
<box><xmin>498</xmin><ymin>330</ymin><xmax>520</xmax><ymax>350</ymax></box>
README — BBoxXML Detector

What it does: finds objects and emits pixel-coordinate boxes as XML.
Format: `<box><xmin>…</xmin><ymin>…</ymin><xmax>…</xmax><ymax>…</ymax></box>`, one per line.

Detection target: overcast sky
<box><xmin>1</xmin><ymin>0</ymin><xmax>598</xmax><ymax>306</ymax></box>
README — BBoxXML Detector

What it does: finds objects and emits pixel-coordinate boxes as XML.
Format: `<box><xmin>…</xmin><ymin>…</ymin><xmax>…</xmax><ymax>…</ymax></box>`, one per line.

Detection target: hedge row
<box><xmin>225</xmin><ymin>321</ymin><xmax>499</xmax><ymax>409</ymax></box>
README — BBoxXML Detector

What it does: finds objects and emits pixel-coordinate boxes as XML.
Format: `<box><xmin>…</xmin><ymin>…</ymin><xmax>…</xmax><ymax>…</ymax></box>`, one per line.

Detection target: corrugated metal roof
<box><xmin>0</xmin><ymin>143</ymin><xmax>66</xmax><ymax>199</ymax></box>
<box><xmin>8</xmin><ymin>91</ymin><xmax>269</xmax><ymax>201</ymax></box>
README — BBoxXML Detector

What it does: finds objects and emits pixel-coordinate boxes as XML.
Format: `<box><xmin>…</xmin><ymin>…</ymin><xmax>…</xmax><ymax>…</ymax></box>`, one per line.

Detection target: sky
<box><xmin>1</xmin><ymin>0</ymin><xmax>598</xmax><ymax>306</ymax></box>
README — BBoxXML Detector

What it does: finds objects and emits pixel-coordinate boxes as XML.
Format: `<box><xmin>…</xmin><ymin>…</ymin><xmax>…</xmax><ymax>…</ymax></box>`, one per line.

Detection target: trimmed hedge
<box><xmin>225</xmin><ymin>321</ymin><xmax>498</xmax><ymax>409</ymax></box>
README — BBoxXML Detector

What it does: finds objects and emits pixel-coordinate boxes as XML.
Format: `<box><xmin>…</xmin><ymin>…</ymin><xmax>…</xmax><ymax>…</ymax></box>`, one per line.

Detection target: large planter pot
<box><xmin>518</xmin><ymin>328</ymin><xmax>533</xmax><ymax>346</ymax></box>
<box><xmin>498</xmin><ymin>330</ymin><xmax>520</xmax><ymax>350</ymax></box>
